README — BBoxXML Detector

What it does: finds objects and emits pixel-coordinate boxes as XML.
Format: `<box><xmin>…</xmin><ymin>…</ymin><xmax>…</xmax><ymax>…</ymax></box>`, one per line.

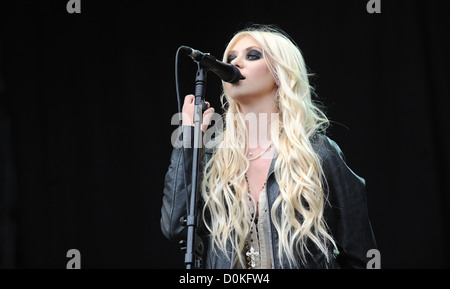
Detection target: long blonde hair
<box><xmin>201</xmin><ymin>25</ymin><xmax>337</xmax><ymax>268</ymax></box>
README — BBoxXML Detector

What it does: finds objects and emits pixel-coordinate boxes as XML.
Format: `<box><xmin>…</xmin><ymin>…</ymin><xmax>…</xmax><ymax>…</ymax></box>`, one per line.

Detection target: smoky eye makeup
<box><xmin>246</xmin><ymin>49</ymin><xmax>263</xmax><ymax>61</ymax></box>
<box><xmin>226</xmin><ymin>54</ymin><xmax>237</xmax><ymax>64</ymax></box>
<box><xmin>226</xmin><ymin>48</ymin><xmax>263</xmax><ymax>64</ymax></box>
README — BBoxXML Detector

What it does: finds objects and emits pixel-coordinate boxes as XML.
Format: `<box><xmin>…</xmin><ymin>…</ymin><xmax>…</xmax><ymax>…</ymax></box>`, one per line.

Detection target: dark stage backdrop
<box><xmin>0</xmin><ymin>0</ymin><xmax>448</xmax><ymax>269</ymax></box>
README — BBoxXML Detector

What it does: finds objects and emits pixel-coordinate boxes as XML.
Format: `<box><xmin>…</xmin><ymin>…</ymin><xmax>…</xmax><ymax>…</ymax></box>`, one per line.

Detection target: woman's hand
<box><xmin>182</xmin><ymin>94</ymin><xmax>215</xmax><ymax>133</ymax></box>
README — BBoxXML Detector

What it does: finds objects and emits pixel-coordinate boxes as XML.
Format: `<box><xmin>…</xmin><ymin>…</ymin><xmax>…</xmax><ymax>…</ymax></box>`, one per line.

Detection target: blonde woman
<box><xmin>161</xmin><ymin>25</ymin><xmax>376</xmax><ymax>269</ymax></box>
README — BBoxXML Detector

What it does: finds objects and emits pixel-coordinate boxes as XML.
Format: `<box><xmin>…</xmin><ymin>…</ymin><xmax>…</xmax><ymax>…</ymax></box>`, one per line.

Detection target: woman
<box><xmin>161</xmin><ymin>25</ymin><xmax>376</xmax><ymax>269</ymax></box>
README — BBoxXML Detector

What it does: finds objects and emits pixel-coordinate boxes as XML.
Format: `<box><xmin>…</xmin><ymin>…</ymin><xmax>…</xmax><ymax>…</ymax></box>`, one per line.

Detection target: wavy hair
<box><xmin>201</xmin><ymin>25</ymin><xmax>337</xmax><ymax>268</ymax></box>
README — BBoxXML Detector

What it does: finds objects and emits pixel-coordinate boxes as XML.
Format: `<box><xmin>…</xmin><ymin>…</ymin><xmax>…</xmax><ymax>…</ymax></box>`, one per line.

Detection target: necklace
<box><xmin>244</xmin><ymin>173</ymin><xmax>267</xmax><ymax>269</ymax></box>
<box><xmin>247</xmin><ymin>143</ymin><xmax>272</xmax><ymax>161</ymax></box>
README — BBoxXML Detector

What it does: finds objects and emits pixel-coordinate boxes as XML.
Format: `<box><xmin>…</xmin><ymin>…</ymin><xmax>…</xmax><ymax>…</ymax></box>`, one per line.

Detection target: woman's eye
<box><xmin>226</xmin><ymin>50</ymin><xmax>262</xmax><ymax>63</ymax></box>
<box><xmin>226</xmin><ymin>54</ymin><xmax>236</xmax><ymax>64</ymax></box>
<box><xmin>246</xmin><ymin>50</ymin><xmax>262</xmax><ymax>61</ymax></box>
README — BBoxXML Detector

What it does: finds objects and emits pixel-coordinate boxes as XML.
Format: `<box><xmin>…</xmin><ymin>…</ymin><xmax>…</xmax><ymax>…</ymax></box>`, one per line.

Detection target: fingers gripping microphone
<box><xmin>180</xmin><ymin>46</ymin><xmax>241</xmax><ymax>84</ymax></box>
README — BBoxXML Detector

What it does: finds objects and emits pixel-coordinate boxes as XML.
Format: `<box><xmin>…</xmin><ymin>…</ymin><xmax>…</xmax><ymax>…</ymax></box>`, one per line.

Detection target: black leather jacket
<box><xmin>161</xmin><ymin>126</ymin><xmax>377</xmax><ymax>269</ymax></box>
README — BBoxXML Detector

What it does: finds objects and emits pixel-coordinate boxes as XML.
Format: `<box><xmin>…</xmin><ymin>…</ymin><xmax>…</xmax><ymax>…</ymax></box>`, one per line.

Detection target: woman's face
<box><xmin>223</xmin><ymin>36</ymin><xmax>277</xmax><ymax>103</ymax></box>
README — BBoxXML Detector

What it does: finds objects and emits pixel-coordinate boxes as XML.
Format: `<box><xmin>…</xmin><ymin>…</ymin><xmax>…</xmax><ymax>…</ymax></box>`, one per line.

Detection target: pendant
<box><xmin>246</xmin><ymin>246</ymin><xmax>259</xmax><ymax>268</ymax></box>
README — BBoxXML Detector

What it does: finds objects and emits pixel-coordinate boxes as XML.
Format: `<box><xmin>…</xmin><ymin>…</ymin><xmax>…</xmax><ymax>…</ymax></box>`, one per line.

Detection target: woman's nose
<box><xmin>231</xmin><ymin>56</ymin><xmax>244</xmax><ymax>69</ymax></box>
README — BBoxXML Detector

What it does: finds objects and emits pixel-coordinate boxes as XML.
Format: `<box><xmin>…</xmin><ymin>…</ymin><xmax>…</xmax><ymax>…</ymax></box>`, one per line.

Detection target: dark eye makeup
<box><xmin>226</xmin><ymin>54</ymin><xmax>236</xmax><ymax>64</ymax></box>
<box><xmin>245</xmin><ymin>49</ymin><xmax>262</xmax><ymax>61</ymax></box>
<box><xmin>226</xmin><ymin>49</ymin><xmax>263</xmax><ymax>63</ymax></box>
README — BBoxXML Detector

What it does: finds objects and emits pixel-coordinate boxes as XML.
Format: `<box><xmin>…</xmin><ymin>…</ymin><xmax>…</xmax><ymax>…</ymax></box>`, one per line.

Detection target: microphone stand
<box><xmin>183</xmin><ymin>62</ymin><xmax>207</xmax><ymax>269</ymax></box>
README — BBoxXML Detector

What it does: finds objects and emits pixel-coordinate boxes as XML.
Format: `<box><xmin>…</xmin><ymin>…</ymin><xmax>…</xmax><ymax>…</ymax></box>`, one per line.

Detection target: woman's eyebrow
<box><xmin>228</xmin><ymin>46</ymin><xmax>262</xmax><ymax>55</ymax></box>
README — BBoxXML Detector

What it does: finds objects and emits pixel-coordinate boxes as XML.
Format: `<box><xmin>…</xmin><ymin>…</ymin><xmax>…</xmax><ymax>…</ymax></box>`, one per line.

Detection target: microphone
<box><xmin>180</xmin><ymin>46</ymin><xmax>241</xmax><ymax>84</ymax></box>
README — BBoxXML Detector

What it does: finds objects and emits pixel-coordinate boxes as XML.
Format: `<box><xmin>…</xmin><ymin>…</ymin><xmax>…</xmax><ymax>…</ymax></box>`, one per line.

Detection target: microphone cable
<box><xmin>175</xmin><ymin>46</ymin><xmax>191</xmax><ymax>217</ymax></box>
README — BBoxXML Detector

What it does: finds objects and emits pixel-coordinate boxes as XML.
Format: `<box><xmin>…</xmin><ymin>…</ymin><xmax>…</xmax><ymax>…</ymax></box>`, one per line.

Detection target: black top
<box><xmin>161</xmin><ymin>126</ymin><xmax>377</xmax><ymax>268</ymax></box>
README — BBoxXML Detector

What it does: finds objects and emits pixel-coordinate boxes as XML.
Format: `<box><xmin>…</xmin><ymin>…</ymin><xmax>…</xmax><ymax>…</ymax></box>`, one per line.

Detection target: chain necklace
<box><xmin>244</xmin><ymin>173</ymin><xmax>267</xmax><ymax>269</ymax></box>
<box><xmin>247</xmin><ymin>143</ymin><xmax>272</xmax><ymax>161</ymax></box>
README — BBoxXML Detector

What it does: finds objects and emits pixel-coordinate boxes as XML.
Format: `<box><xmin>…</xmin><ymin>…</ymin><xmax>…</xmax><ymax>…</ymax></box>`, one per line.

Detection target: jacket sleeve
<box><xmin>319</xmin><ymin>136</ymin><xmax>377</xmax><ymax>269</ymax></box>
<box><xmin>160</xmin><ymin>125</ymin><xmax>205</xmax><ymax>242</ymax></box>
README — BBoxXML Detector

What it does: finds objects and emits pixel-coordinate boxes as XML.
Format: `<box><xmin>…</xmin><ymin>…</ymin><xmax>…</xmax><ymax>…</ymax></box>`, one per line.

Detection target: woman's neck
<box><xmin>238</xmin><ymin>93</ymin><xmax>278</xmax><ymax>149</ymax></box>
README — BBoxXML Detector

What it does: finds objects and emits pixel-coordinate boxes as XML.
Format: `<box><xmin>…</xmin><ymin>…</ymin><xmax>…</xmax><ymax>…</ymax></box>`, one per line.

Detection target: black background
<box><xmin>0</xmin><ymin>0</ymin><xmax>449</xmax><ymax>269</ymax></box>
